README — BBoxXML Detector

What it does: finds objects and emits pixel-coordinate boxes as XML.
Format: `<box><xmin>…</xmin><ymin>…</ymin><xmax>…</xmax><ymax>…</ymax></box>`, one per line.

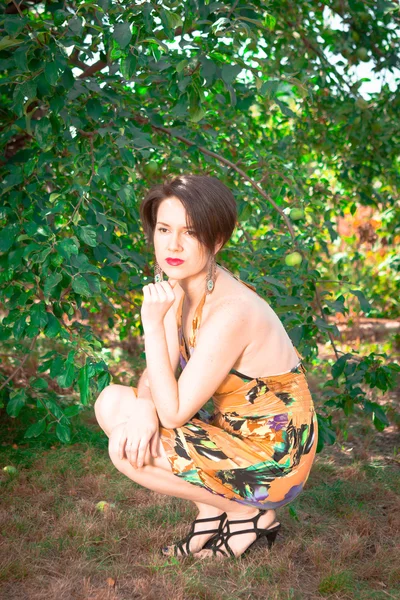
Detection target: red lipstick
<box><xmin>166</xmin><ymin>258</ymin><xmax>184</xmax><ymax>266</ymax></box>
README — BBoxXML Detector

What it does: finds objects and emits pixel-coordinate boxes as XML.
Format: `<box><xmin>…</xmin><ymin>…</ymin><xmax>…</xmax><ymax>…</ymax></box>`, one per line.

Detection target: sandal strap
<box><xmin>227</xmin><ymin>509</ymin><xmax>267</xmax><ymax>527</ymax></box>
<box><xmin>170</xmin><ymin>512</ymin><xmax>227</xmax><ymax>556</ymax></box>
<box><xmin>189</xmin><ymin>512</ymin><xmax>226</xmax><ymax>533</ymax></box>
<box><xmin>193</xmin><ymin>513</ymin><xmax>226</xmax><ymax>524</ymax></box>
<box><xmin>206</xmin><ymin>512</ymin><xmax>281</xmax><ymax>558</ymax></box>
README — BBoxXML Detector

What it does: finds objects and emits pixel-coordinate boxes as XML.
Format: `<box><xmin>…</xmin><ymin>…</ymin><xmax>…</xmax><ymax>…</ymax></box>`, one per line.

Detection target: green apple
<box><xmin>285</xmin><ymin>252</ymin><xmax>303</xmax><ymax>267</ymax></box>
<box><xmin>3</xmin><ymin>466</ymin><xmax>17</xmax><ymax>475</ymax></box>
<box><xmin>356</xmin><ymin>47</ymin><xmax>369</xmax><ymax>62</ymax></box>
<box><xmin>290</xmin><ymin>208</ymin><xmax>305</xmax><ymax>221</ymax></box>
<box><xmin>145</xmin><ymin>160</ymin><xmax>159</xmax><ymax>175</ymax></box>
<box><xmin>96</xmin><ymin>501</ymin><xmax>110</xmax><ymax>512</ymax></box>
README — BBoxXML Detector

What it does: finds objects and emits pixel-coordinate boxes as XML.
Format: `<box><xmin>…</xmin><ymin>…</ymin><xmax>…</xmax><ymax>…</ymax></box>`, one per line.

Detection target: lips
<box><xmin>166</xmin><ymin>258</ymin><xmax>184</xmax><ymax>266</ymax></box>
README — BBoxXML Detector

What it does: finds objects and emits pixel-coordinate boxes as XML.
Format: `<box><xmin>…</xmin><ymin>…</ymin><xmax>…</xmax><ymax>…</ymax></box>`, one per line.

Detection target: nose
<box><xmin>168</xmin><ymin>231</ymin><xmax>182</xmax><ymax>252</ymax></box>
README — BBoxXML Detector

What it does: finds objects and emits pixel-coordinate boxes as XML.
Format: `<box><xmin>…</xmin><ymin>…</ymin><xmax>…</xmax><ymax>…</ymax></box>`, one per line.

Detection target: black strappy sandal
<box><xmin>161</xmin><ymin>512</ymin><xmax>227</xmax><ymax>557</ymax></box>
<box><xmin>202</xmin><ymin>510</ymin><xmax>281</xmax><ymax>559</ymax></box>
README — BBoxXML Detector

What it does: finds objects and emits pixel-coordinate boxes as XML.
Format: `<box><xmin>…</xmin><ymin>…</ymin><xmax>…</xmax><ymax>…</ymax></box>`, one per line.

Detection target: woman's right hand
<box><xmin>118</xmin><ymin>399</ymin><xmax>160</xmax><ymax>468</ymax></box>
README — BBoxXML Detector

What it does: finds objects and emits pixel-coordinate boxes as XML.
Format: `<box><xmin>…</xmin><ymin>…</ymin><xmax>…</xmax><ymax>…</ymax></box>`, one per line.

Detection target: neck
<box><xmin>179</xmin><ymin>264</ymin><xmax>220</xmax><ymax>306</ymax></box>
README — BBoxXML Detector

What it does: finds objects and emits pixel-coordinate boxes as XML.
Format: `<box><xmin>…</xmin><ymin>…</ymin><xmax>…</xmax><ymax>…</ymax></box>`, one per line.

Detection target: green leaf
<box><xmin>57</xmin><ymin>362</ymin><xmax>76</xmax><ymax>388</ymax></box>
<box><xmin>56</xmin><ymin>422</ymin><xmax>71</xmax><ymax>443</ymax></box>
<box><xmin>24</xmin><ymin>419</ymin><xmax>46</xmax><ymax>438</ymax></box>
<box><xmin>45</xmin><ymin>62</ymin><xmax>59</xmax><ymax>86</ymax></box>
<box><xmin>77</xmin><ymin>225</ymin><xmax>97</xmax><ymax>247</ymax></box>
<box><xmin>53</xmin><ymin>10</ymin><xmax>68</xmax><ymax>26</ymax></box>
<box><xmin>68</xmin><ymin>16</ymin><xmax>83</xmax><ymax>36</ymax></box>
<box><xmin>349</xmin><ymin>289</ymin><xmax>372</xmax><ymax>314</ymax></box>
<box><xmin>4</xmin><ymin>16</ymin><xmax>30</xmax><ymax>36</ymax></box>
<box><xmin>101</xmin><ymin>265</ymin><xmax>120</xmax><ymax>282</ymax></box>
<box><xmin>275</xmin><ymin>99</ymin><xmax>297</xmax><ymax>118</ymax></box>
<box><xmin>50</xmin><ymin>355</ymin><xmax>64</xmax><ymax>378</ymax></box>
<box><xmin>121</xmin><ymin>53</ymin><xmax>137</xmax><ymax>79</ymax></box>
<box><xmin>45</xmin><ymin>314</ymin><xmax>61</xmax><ymax>338</ymax></box>
<box><xmin>30</xmin><ymin>303</ymin><xmax>48</xmax><ymax>328</ymax></box>
<box><xmin>113</xmin><ymin>23</ymin><xmax>132</xmax><ymax>48</ymax></box>
<box><xmin>44</xmin><ymin>272</ymin><xmax>62</xmax><ymax>298</ymax></box>
<box><xmin>14</xmin><ymin>46</ymin><xmax>28</xmax><ymax>71</ymax></box>
<box><xmin>64</xmin><ymin>405</ymin><xmax>82</xmax><ymax>418</ymax></box>
<box><xmin>35</xmin><ymin>118</ymin><xmax>53</xmax><ymax>149</ymax></box>
<box><xmin>331</xmin><ymin>354</ymin><xmax>353</xmax><ymax>379</ymax></box>
<box><xmin>31</xmin><ymin>377</ymin><xmax>48</xmax><ymax>389</ymax></box>
<box><xmin>13</xmin><ymin>315</ymin><xmax>27</xmax><ymax>340</ymax></box>
<box><xmin>0</xmin><ymin>224</ymin><xmax>19</xmax><ymax>252</ymax></box>
<box><xmin>86</xmin><ymin>98</ymin><xmax>103</xmax><ymax>120</ymax></box>
<box><xmin>7</xmin><ymin>390</ymin><xmax>26</xmax><ymax>418</ymax></box>
<box><xmin>97</xmin><ymin>371</ymin><xmax>111</xmax><ymax>392</ymax></box>
<box><xmin>58</xmin><ymin>238</ymin><xmax>79</xmax><ymax>259</ymax></box>
<box><xmin>78</xmin><ymin>364</ymin><xmax>90</xmax><ymax>405</ymax></box>
<box><xmin>221</xmin><ymin>64</ymin><xmax>242</xmax><ymax>85</ymax></box>
<box><xmin>364</xmin><ymin>401</ymin><xmax>390</xmax><ymax>426</ymax></box>
<box><xmin>0</xmin><ymin>36</ymin><xmax>24</xmax><ymax>51</ymax></box>
<box><xmin>72</xmin><ymin>276</ymin><xmax>91</xmax><ymax>297</ymax></box>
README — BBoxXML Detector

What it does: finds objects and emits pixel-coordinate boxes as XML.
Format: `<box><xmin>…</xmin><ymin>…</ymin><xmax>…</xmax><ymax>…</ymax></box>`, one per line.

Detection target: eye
<box><xmin>158</xmin><ymin>227</ymin><xmax>168</xmax><ymax>233</ymax></box>
<box><xmin>186</xmin><ymin>230</ymin><xmax>195</xmax><ymax>236</ymax></box>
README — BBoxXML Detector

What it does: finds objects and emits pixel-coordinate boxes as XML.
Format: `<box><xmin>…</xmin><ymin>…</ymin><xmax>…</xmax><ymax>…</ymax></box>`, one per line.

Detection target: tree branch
<box><xmin>134</xmin><ymin>115</ymin><xmax>300</xmax><ymax>246</ymax></box>
<box><xmin>68</xmin><ymin>51</ymin><xmax>107</xmax><ymax>79</ymax></box>
<box><xmin>0</xmin><ymin>335</ymin><xmax>38</xmax><ymax>392</ymax></box>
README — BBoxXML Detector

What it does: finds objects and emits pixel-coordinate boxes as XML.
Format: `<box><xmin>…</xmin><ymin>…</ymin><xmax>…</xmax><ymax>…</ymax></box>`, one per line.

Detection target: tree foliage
<box><xmin>1</xmin><ymin>0</ymin><xmax>399</xmax><ymax>448</ymax></box>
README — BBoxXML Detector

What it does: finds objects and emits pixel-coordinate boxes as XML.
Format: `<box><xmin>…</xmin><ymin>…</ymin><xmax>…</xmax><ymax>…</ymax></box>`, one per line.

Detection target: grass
<box><xmin>0</xmin><ymin>339</ymin><xmax>399</xmax><ymax>599</ymax></box>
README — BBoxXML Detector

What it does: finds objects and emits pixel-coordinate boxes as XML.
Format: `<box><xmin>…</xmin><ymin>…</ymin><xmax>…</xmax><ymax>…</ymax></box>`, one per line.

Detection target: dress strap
<box><xmin>189</xmin><ymin>293</ymin><xmax>206</xmax><ymax>348</ymax></box>
<box><xmin>293</xmin><ymin>346</ymin><xmax>307</xmax><ymax>373</ymax></box>
<box><xmin>177</xmin><ymin>290</ymin><xmax>207</xmax><ymax>354</ymax></box>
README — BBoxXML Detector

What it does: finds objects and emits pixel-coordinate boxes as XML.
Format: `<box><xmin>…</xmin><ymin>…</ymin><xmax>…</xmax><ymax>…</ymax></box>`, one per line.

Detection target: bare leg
<box><xmin>95</xmin><ymin>386</ymin><xmax>278</xmax><ymax>556</ymax></box>
<box><xmin>108</xmin><ymin>423</ymin><xmax>278</xmax><ymax>555</ymax></box>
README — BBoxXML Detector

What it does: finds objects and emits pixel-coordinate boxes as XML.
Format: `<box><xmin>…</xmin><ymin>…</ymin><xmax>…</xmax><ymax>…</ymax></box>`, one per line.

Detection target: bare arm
<box><xmin>136</xmin><ymin>293</ymin><xmax>181</xmax><ymax>409</ymax></box>
<box><xmin>136</xmin><ymin>367</ymin><xmax>155</xmax><ymax>405</ymax></box>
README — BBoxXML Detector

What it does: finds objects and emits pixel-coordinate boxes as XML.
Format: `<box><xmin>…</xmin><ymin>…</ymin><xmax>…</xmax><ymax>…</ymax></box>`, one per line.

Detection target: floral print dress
<box><xmin>157</xmin><ymin>267</ymin><xmax>319</xmax><ymax>510</ymax></box>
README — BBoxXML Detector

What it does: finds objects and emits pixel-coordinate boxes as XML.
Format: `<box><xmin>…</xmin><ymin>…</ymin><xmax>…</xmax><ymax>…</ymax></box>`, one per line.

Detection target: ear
<box><xmin>214</xmin><ymin>237</ymin><xmax>224</xmax><ymax>255</ymax></box>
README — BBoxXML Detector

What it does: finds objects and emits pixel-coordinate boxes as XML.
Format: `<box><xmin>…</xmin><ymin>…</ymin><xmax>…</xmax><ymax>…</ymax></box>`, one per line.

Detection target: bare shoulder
<box><xmin>205</xmin><ymin>268</ymin><xmax>264</xmax><ymax>325</ymax></box>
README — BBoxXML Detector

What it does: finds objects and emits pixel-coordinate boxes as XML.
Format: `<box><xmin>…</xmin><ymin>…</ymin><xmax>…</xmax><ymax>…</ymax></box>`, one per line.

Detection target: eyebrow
<box><xmin>156</xmin><ymin>221</ymin><xmax>192</xmax><ymax>229</ymax></box>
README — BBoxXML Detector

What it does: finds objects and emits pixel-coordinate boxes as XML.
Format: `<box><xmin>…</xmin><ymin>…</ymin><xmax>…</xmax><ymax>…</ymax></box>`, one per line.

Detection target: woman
<box><xmin>94</xmin><ymin>174</ymin><xmax>318</xmax><ymax>560</ymax></box>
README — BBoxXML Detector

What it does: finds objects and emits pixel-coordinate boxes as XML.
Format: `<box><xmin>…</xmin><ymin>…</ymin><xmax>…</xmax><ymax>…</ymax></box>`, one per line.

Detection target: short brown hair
<box><xmin>139</xmin><ymin>174</ymin><xmax>237</xmax><ymax>255</ymax></box>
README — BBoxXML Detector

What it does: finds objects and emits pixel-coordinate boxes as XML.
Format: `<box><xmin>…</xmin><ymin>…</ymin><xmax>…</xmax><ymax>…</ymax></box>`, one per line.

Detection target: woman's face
<box><xmin>153</xmin><ymin>196</ymin><xmax>210</xmax><ymax>280</ymax></box>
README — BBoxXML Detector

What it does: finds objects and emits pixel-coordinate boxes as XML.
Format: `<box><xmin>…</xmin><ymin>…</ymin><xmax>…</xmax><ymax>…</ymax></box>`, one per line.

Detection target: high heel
<box><xmin>161</xmin><ymin>512</ymin><xmax>227</xmax><ymax>557</ymax></box>
<box><xmin>203</xmin><ymin>510</ymin><xmax>281</xmax><ymax>559</ymax></box>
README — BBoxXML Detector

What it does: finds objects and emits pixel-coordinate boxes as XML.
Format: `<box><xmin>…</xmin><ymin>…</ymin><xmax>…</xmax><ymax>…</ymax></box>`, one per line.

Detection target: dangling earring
<box><xmin>154</xmin><ymin>259</ymin><xmax>164</xmax><ymax>283</ymax></box>
<box><xmin>206</xmin><ymin>255</ymin><xmax>217</xmax><ymax>294</ymax></box>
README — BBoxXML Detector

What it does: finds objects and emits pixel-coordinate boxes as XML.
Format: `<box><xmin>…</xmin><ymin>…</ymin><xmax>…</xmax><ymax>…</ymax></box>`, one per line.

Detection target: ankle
<box><xmin>225</xmin><ymin>507</ymin><xmax>258</xmax><ymax>521</ymax></box>
<box><xmin>196</xmin><ymin>507</ymin><xmax>225</xmax><ymax>519</ymax></box>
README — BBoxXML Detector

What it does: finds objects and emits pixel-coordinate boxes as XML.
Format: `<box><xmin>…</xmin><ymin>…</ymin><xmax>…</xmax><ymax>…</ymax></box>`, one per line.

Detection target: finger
<box><xmin>142</xmin><ymin>285</ymin><xmax>151</xmax><ymax>300</ymax></box>
<box><xmin>153</xmin><ymin>283</ymin><xmax>168</xmax><ymax>301</ymax></box>
<box><xmin>128</xmin><ymin>442</ymin><xmax>139</xmax><ymax>469</ymax></box>
<box><xmin>150</xmin><ymin>431</ymin><xmax>159</xmax><ymax>458</ymax></box>
<box><xmin>160</xmin><ymin>280</ymin><xmax>175</xmax><ymax>298</ymax></box>
<box><xmin>118</xmin><ymin>430</ymin><xmax>127</xmax><ymax>460</ymax></box>
<box><xmin>136</xmin><ymin>440</ymin><xmax>149</xmax><ymax>468</ymax></box>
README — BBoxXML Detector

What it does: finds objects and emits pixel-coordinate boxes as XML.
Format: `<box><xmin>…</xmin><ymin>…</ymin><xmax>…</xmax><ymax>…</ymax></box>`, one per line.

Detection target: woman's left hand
<box><xmin>141</xmin><ymin>279</ymin><xmax>178</xmax><ymax>332</ymax></box>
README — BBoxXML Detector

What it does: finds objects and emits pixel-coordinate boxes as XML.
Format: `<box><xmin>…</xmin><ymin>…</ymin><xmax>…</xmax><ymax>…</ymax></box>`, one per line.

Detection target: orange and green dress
<box><xmin>156</xmin><ymin>268</ymin><xmax>318</xmax><ymax>510</ymax></box>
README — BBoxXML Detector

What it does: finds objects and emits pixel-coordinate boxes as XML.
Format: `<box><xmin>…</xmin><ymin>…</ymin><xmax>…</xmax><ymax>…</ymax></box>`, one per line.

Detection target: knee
<box><xmin>94</xmin><ymin>384</ymin><xmax>120</xmax><ymax>425</ymax></box>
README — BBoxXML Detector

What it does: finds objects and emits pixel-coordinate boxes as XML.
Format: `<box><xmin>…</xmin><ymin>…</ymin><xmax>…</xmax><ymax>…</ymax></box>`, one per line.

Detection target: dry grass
<box><xmin>1</xmin><ymin>337</ymin><xmax>399</xmax><ymax>599</ymax></box>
